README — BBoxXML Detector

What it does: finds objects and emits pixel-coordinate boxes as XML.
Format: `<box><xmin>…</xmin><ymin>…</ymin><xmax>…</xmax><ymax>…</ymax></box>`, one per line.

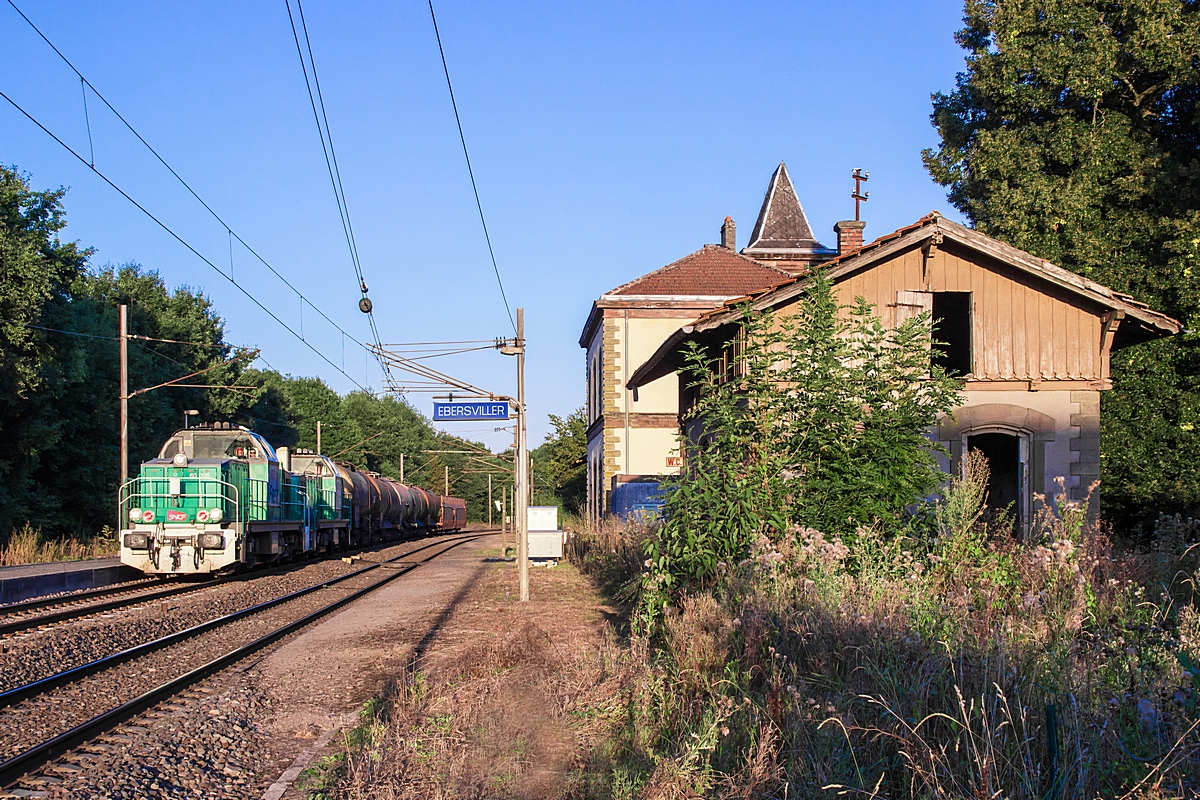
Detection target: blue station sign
<box><xmin>432</xmin><ymin>401</ymin><xmax>511</xmax><ymax>422</ymax></box>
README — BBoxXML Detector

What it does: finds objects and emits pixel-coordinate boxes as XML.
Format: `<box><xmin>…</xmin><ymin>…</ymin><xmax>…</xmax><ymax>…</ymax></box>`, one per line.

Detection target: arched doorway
<box><xmin>965</xmin><ymin>429</ymin><xmax>1030</xmax><ymax>533</ymax></box>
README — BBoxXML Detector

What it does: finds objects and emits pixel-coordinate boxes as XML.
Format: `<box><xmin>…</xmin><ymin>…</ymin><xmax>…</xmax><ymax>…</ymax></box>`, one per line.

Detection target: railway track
<box><xmin>0</xmin><ymin>536</ymin><xmax>432</xmax><ymax>638</ymax></box>
<box><xmin>0</xmin><ymin>530</ymin><xmax>492</xmax><ymax>790</ymax></box>
<box><xmin>0</xmin><ymin>576</ymin><xmax>221</xmax><ymax>639</ymax></box>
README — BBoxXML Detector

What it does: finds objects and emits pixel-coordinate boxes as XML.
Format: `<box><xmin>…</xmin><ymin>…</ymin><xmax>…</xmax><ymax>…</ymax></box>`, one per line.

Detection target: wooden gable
<box><xmin>627</xmin><ymin>214</ymin><xmax>1182</xmax><ymax>393</ymax></box>
<box><xmin>830</xmin><ymin>238</ymin><xmax>1109</xmax><ymax>386</ymax></box>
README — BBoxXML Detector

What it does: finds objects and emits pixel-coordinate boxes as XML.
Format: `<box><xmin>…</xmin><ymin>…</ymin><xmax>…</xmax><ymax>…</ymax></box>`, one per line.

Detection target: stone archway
<box><xmin>938</xmin><ymin>403</ymin><xmax>1058</xmax><ymax>532</ymax></box>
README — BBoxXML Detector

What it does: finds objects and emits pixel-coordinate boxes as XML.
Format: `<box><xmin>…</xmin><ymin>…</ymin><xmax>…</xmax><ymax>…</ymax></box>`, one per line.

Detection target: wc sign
<box><xmin>432</xmin><ymin>401</ymin><xmax>511</xmax><ymax>422</ymax></box>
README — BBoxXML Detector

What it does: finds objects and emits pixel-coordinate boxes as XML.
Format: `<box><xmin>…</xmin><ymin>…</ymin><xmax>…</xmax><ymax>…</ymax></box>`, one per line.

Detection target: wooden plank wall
<box><xmin>822</xmin><ymin>243</ymin><xmax>1103</xmax><ymax>382</ymax></box>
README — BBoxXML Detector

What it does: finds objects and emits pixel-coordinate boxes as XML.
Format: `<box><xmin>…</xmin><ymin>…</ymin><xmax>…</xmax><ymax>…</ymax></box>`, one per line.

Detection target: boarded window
<box><xmin>932</xmin><ymin>292</ymin><xmax>972</xmax><ymax>376</ymax></box>
<box><xmin>895</xmin><ymin>290</ymin><xmax>933</xmax><ymax>325</ymax></box>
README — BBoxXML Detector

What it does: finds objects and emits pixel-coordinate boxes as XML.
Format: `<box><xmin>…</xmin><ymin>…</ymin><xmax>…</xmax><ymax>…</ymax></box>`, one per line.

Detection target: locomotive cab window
<box><xmin>932</xmin><ymin>292</ymin><xmax>973</xmax><ymax>376</ymax></box>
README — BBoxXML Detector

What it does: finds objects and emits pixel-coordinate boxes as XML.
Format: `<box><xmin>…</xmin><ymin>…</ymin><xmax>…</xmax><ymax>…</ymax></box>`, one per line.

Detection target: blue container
<box><xmin>611</xmin><ymin>480</ymin><xmax>664</xmax><ymax>520</ymax></box>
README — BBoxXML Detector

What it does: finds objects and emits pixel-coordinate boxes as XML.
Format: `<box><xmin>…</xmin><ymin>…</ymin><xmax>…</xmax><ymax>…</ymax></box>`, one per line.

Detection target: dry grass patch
<box><xmin>320</xmin><ymin>561</ymin><xmax>632</xmax><ymax>799</ymax></box>
<box><xmin>0</xmin><ymin>523</ymin><xmax>118</xmax><ymax>566</ymax></box>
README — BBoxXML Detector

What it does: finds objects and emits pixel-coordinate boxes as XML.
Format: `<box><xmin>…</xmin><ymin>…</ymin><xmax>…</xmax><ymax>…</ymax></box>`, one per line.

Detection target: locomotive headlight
<box><xmin>196</xmin><ymin>510</ymin><xmax>209</xmax><ymax>523</ymax></box>
<box><xmin>172</xmin><ymin>452</ymin><xmax>188</xmax><ymax>467</ymax></box>
<box><xmin>123</xmin><ymin>532</ymin><xmax>150</xmax><ymax>550</ymax></box>
<box><xmin>128</xmin><ymin>508</ymin><xmax>143</xmax><ymax>522</ymax></box>
<box><xmin>197</xmin><ymin>533</ymin><xmax>224</xmax><ymax>549</ymax></box>
<box><xmin>142</xmin><ymin>510</ymin><xmax>156</xmax><ymax>523</ymax></box>
<box><xmin>208</xmin><ymin>507</ymin><xmax>223</xmax><ymax>523</ymax></box>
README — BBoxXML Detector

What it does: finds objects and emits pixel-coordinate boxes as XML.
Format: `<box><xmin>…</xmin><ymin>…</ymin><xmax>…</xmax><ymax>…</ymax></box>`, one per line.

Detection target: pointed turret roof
<box><xmin>742</xmin><ymin>162</ymin><xmax>835</xmax><ymax>267</ymax></box>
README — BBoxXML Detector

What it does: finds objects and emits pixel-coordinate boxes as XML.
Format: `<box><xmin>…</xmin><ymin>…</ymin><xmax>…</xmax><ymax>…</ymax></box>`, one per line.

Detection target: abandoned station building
<box><xmin>582</xmin><ymin>162</ymin><xmax>1183</xmax><ymax>525</ymax></box>
<box><xmin>580</xmin><ymin>163</ymin><xmax>819</xmax><ymax>521</ymax></box>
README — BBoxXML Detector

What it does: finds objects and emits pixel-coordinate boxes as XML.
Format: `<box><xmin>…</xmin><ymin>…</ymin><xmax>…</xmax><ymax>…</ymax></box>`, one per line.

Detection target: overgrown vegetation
<box><xmin>566</xmin><ymin>460</ymin><xmax>1200</xmax><ymax>798</ymax></box>
<box><xmin>642</xmin><ymin>273</ymin><xmax>961</xmax><ymax>624</ymax></box>
<box><xmin>556</xmin><ymin>272</ymin><xmax>1200</xmax><ymax>796</ymax></box>
<box><xmin>0</xmin><ymin>523</ymin><xmax>117</xmax><ymax>566</ymax></box>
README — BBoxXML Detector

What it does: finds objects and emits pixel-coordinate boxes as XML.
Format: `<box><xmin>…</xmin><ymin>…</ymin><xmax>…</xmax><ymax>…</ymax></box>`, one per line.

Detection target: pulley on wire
<box><xmin>358</xmin><ymin>280</ymin><xmax>372</xmax><ymax>314</ymax></box>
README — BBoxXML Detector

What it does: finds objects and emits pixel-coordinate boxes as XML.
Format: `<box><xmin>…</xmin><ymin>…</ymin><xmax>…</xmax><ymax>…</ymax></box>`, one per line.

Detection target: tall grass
<box><xmin>569</xmin><ymin>456</ymin><xmax>1200</xmax><ymax>799</ymax></box>
<box><xmin>0</xmin><ymin>523</ymin><xmax>118</xmax><ymax>566</ymax></box>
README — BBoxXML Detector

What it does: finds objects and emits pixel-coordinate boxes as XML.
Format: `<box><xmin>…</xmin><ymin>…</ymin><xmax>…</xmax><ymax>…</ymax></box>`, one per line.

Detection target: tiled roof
<box><xmin>605</xmin><ymin>245</ymin><xmax>793</xmax><ymax>298</ymax></box>
<box><xmin>743</xmin><ymin>162</ymin><xmax>834</xmax><ymax>257</ymax></box>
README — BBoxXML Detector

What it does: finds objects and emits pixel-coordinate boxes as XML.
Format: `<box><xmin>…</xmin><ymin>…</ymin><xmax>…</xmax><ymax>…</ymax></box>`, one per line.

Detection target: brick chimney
<box><xmin>834</xmin><ymin>220</ymin><xmax>865</xmax><ymax>256</ymax></box>
<box><xmin>720</xmin><ymin>216</ymin><xmax>736</xmax><ymax>250</ymax></box>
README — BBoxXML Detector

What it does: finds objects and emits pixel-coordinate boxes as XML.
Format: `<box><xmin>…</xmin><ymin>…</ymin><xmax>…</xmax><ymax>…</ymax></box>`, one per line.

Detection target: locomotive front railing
<box><xmin>119</xmin><ymin>475</ymin><xmax>319</xmax><ymax>532</ymax></box>
<box><xmin>118</xmin><ymin>477</ymin><xmax>242</xmax><ymax>527</ymax></box>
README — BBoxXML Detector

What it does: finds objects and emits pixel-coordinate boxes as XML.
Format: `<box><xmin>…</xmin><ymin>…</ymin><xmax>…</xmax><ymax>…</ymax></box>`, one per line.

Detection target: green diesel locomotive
<box><xmin>118</xmin><ymin>422</ymin><xmax>466</xmax><ymax>576</ymax></box>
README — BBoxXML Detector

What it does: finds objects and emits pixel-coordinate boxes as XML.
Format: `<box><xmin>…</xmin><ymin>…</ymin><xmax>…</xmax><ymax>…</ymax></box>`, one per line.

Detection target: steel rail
<box><xmin>0</xmin><ymin>531</ymin><xmax>491</xmax><ymax>788</ymax></box>
<box><xmin>0</xmin><ymin>577</ymin><xmax>164</xmax><ymax>616</ymax></box>
<box><xmin>0</xmin><ymin>534</ymin><xmax>441</xmax><ymax>636</ymax></box>
<box><xmin>0</xmin><ymin>576</ymin><xmax>222</xmax><ymax>638</ymax></box>
<box><xmin>0</xmin><ymin>531</ymin><xmax>486</xmax><ymax>708</ymax></box>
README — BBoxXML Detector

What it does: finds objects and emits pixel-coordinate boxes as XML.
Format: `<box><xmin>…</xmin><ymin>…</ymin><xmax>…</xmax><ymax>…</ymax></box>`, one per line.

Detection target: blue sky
<box><xmin>1</xmin><ymin>0</ymin><xmax>969</xmax><ymax>451</ymax></box>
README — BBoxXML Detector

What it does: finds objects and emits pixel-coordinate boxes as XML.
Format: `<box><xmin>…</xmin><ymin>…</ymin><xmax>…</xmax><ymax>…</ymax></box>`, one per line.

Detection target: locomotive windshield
<box><xmin>158</xmin><ymin>429</ymin><xmax>277</xmax><ymax>461</ymax></box>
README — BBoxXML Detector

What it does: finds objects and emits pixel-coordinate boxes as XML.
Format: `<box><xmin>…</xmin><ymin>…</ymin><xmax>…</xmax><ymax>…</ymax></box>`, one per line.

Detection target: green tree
<box><xmin>924</xmin><ymin>0</ymin><xmax>1200</xmax><ymax>528</ymax></box>
<box><xmin>32</xmin><ymin>264</ymin><xmax>238</xmax><ymax>535</ymax></box>
<box><xmin>531</xmin><ymin>408</ymin><xmax>586</xmax><ymax>515</ymax></box>
<box><xmin>0</xmin><ymin>165</ymin><xmax>501</xmax><ymax>534</ymax></box>
<box><xmin>0</xmin><ymin>167</ymin><xmax>89</xmax><ymax>536</ymax></box>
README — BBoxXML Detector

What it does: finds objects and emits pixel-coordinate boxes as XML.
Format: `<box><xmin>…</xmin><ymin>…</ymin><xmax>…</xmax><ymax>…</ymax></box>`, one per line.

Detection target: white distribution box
<box><xmin>527</xmin><ymin>506</ymin><xmax>563</xmax><ymax>559</ymax></box>
<box><xmin>527</xmin><ymin>506</ymin><xmax>559</xmax><ymax>532</ymax></box>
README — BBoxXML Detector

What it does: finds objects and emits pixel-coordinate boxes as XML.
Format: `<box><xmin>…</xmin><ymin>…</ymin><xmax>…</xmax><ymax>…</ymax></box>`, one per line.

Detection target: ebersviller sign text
<box><xmin>432</xmin><ymin>401</ymin><xmax>511</xmax><ymax>422</ymax></box>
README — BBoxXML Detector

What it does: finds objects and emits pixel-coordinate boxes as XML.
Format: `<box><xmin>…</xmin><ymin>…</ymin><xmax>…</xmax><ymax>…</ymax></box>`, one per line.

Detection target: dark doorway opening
<box><xmin>933</xmin><ymin>292</ymin><xmax>972</xmax><ymax>376</ymax></box>
<box><xmin>968</xmin><ymin>432</ymin><xmax>1021</xmax><ymax>519</ymax></box>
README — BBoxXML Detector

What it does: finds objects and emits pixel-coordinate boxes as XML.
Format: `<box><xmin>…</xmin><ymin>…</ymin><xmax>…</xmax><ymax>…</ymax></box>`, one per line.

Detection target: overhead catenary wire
<box><xmin>0</xmin><ymin>88</ymin><xmax>369</xmax><ymax>392</ymax></box>
<box><xmin>1</xmin><ymin>318</ymin><xmax>247</xmax><ymax>350</ymax></box>
<box><xmin>284</xmin><ymin>0</ymin><xmax>392</xmax><ymax>382</ymax></box>
<box><xmin>426</xmin><ymin>0</ymin><xmax>515</xmax><ymax>333</ymax></box>
<box><xmin>286</xmin><ymin>0</ymin><xmax>365</xmax><ymax>292</ymax></box>
<box><xmin>5</xmin><ymin>0</ymin><xmax>379</xmax><ymax>388</ymax></box>
<box><xmin>2</xmin><ymin>317</ymin><xmax>267</xmax><ymax>395</ymax></box>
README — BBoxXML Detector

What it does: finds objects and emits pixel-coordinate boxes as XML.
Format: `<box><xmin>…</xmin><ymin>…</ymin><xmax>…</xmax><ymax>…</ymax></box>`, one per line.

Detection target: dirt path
<box><xmin>247</xmin><ymin>534</ymin><xmax>620</xmax><ymax>799</ymax></box>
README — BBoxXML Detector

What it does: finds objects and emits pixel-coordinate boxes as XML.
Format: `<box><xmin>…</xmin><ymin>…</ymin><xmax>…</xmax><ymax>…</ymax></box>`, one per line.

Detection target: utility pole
<box><xmin>119</xmin><ymin>304</ymin><xmax>129</xmax><ymax>489</ymax></box>
<box><xmin>400</xmin><ymin>453</ymin><xmax>405</xmax><ymax>484</ymax></box>
<box><xmin>444</xmin><ymin>465</ymin><xmax>449</xmax><ymax>496</ymax></box>
<box><xmin>316</xmin><ymin>421</ymin><xmax>322</xmax><ymax>455</ymax></box>
<box><xmin>488</xmin><ymin>474</ymin><xmax>492</xmax><ymax>527</ymax></box>
<box><xmin>515</xmin><ymin>308</ymin><xmax>529</xmax><ymax>602</ymax></box>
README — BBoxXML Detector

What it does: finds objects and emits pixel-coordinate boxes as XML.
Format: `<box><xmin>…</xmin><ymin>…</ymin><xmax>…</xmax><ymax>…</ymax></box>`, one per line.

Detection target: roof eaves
<box><xmin>579</xmin><ymin>302</ymin><xmax>602</xmax><ymax>348</ymax></box>
<box><xmin>599</xmin><ymin>294</ymin><xmax>748</xmax><ymax>302</ymax></box>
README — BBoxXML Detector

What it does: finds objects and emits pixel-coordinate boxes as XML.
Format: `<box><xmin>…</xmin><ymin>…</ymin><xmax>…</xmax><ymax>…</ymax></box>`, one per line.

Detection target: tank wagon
<box><xmin>118</xmin><ymin>423</ymin><xmax>466</xmax><ymax>576</ymax></box>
